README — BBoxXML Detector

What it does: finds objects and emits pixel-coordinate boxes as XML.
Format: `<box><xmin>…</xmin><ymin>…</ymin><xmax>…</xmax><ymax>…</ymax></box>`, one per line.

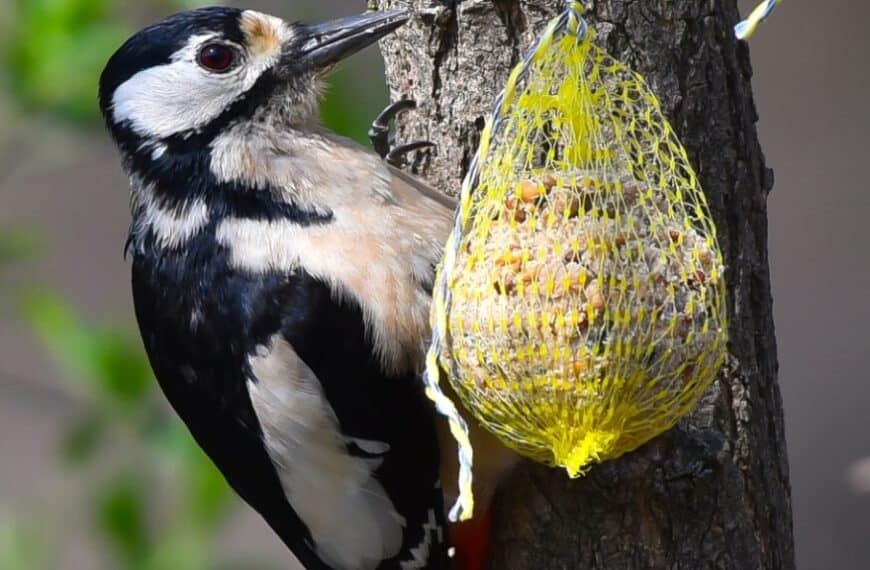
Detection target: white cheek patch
<box><xmin>111</xmin><ymin>28</ymin><xmax>284</xmax><ymax>139</ymax></box>
<box><xmin>247</xmin><ymin>335</ymin><xmax>404</xmax><ymax>570</ymax></box>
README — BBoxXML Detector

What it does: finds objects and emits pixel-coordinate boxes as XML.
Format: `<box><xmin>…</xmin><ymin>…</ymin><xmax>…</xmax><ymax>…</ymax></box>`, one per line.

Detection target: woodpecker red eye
<box><xmin>197</xmin><ymin>44</ymin><xmax>235</xmax><ymax>72</ymax></box>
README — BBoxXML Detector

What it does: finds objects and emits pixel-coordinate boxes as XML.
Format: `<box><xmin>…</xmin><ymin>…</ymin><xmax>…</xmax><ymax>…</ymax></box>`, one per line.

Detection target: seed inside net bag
<box><xmin>424</xmin><ymin>2</ymin><xmax>728</xmax><ymax>521</ymax></box>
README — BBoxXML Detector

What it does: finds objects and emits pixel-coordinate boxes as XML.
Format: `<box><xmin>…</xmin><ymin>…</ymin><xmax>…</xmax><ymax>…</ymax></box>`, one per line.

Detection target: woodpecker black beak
<box><xmin>295</xmin><ymin>10</ymin><xmax>409</xmax><ymax>71</ymax></box>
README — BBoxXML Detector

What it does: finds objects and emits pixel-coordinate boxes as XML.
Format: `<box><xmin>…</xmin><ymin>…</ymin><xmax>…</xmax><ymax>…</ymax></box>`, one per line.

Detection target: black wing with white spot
<box><xmin>269</xmin><ymin>269</ymin><xmax>450</xmax><ymax>570</ymax></box>
<box><xmin>132</xmin><ymin>241</ymin><xmax>449</xmax><ymax>569</ymax></box>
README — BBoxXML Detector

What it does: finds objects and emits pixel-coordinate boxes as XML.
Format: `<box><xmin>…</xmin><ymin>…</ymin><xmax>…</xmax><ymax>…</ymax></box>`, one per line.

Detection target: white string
<box><xmin>735</xmin><ymin>0</ymin><xmax>782</xmax><ymax>39</ymax></box>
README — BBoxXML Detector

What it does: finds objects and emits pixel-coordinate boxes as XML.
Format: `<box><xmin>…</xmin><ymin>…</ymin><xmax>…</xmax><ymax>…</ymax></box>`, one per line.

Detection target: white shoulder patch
<box><xmin>215</xmin><ymin>215</ymin><xmax>434</xmax><ymax>375</ymax></box>
<box><xmin>247</xmin><ymin>334</ymin><xmax>404</xmax><ymax>570</ymax></box>
<box><xmin>208</xmin><ymin>126</ymin><xmax>454</xmax><ymax>376</ymax></box>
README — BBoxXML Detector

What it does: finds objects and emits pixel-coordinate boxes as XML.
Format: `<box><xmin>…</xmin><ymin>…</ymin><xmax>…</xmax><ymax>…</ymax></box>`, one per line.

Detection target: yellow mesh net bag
<box><xmin>423</xmin><ymin>3</ymin><xmax>728</xmax><ymax>522</ymax></box>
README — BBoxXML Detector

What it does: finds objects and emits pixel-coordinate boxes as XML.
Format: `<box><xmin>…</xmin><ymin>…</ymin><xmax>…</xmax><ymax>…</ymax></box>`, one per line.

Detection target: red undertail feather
<box><xmin>450</xmin><ymin>507</ymin><xmax>492</xmax><ymax>570</ymax></box>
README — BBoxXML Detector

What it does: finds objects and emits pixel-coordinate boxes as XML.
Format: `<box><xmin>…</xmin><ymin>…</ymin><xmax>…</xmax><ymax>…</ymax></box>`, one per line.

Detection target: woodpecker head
<box><xmin>99</xmin><ymin>7</ymin><xmax>407</xmax><ymax>160</ymax></box>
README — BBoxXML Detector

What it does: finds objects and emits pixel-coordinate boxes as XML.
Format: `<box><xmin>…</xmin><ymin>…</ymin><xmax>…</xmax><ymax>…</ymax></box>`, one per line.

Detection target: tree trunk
<box><xmin>376</xmin><ymin>1</ymin><xmax>793</xmax><ymax>567</ymax></box>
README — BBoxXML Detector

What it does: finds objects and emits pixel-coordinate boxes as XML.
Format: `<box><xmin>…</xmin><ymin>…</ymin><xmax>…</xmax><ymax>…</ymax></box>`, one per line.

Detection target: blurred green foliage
<box><xmin>0</xmin><ymin>515</ymin><xmax>50</xmax><ymax>570</ymax></box>
<box><xmin>20</xmin><ymin>291</ymin><xmax>263</xmax><ymax>570</ymax></box>
<box><xmin>0</xmin><ymin>228</ymin><xmax>40</xmax><ymax>267</ymax></box>
<box><xmin>0</xmin><ymin>228</ymin><xmax>39</xmax><ymax>307</ymax></box>
<box><xmin>0</xmin><ymin>239</ymin><xmax>255</xmax><ymax>569</ymax></box>
<box><xmin>2</xmin><ymin>0</ymin><xmax>131</xmax><ymax>122</ymax></box>
<box><xmin>321</xmin><ymin>64</ymin><xmax>386</xmax><ymax>145</ymax></box>
<box><xmin>0</xmin><ymin>242</ymin><xmax>51</xmax><ymax>569</ymax></box>
<box><xmin>27</xmin><ymin>292</ymin><xmax>152</xmax><ymax>408</ymax></box>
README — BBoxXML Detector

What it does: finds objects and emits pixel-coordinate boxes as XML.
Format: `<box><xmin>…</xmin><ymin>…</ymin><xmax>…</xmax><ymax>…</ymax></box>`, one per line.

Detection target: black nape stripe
<box><xmin>110</xmin><ymin>114</ymin><xmax>332</xmax><ymax>227</ymax></box>
<box><xmin>126</xmin><ymin>139</ymin><xmax>332</xmax><ymax>235</ymax></box>
<box><xmin>212</xmin><ymin>185</ymin><xmax>333</xmax><ymax>225</ymax></box>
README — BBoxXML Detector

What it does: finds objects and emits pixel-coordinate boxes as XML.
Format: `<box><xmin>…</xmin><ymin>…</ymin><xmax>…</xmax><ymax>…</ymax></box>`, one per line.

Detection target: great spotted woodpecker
<box><xmin>98</xmin><ymin>6</ymin><xmax>516</xmax><ymax>569</ymax></box>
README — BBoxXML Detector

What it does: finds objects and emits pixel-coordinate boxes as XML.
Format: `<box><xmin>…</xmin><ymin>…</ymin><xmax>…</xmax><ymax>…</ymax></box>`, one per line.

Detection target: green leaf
<box><xmin>0</xmin><ymin>514</ymin><xmax>50</xmax><ymax>570</ymax></box>
<box><xmin>213</xmin><ymin>560</ymin><xmax>279</xmax><ymax>570</ymax></box>
<box><xmin>0</xmin><ymin>229</ymin><xmax>40</xmax><ymax>266</ymax></box>
<box><xmin>144</xmin><ymin>414</ymin><xmax>194</xmax><ymax>457</ymax></box>
<box><xmin>23</xmin><ymin>291</ymin><xmax>153</xmax><ymax>407</ymax></box>
<box><xmin>182</xmin><ymin>442</ymin><xmax>233</xmax><ymax>530</ymax></box>
<box><xmin>61</xmin><ymin>412</ymin><xmax>107</xmax><ymax>465</ymax></box>
<box><xmin>141</xmin><ymin>526</ymin><xmax>209</xmax><ymax>570</ymax></box>
<box><xmin>96</xmin><ymin>476</ymin><xmax>151</xmax><ymax>566</ymax></box>
<box><xmin>2</xmin><ymin>0</ymin><xmax>129</xmax><ymax>123</ymax></box>
<box><xmin>145</xmin><ymin>419</ymin><xmax>234</xmax><ymax>530</ymax></box>
<box><xmin>320</xmin><ymin>65</ymin><xmax>386</xmax><ymax>145</ymax></box>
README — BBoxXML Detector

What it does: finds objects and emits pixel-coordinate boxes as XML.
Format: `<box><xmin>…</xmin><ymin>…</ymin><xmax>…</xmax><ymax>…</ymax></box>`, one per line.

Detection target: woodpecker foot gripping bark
<box><xmin>369</xmin><ymin>98</ymin><xmax>435</xmax><ymax>167</ymax></box>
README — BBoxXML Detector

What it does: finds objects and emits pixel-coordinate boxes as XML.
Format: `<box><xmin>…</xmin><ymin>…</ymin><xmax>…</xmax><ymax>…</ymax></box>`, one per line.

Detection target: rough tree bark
<box><xmin>376</xmin><ymin>0</ymin><xmax>793</xmax><ymax>568</ymax></box>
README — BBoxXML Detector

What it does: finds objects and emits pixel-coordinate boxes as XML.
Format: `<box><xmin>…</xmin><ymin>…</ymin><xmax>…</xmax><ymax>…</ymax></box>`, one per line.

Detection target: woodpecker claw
<box><xmin>371</xmin><ymin>99</ymin><xmax>417</xmax><ymax>132</ymax></box>
<box><xmin>386</xmin><ymin>141</ymin><xmax>435</xmax><ymax>167</ymax></box>
<box><xmin>369</xmin><ymin>98</ymin><xmax>434</xmax><ymax>168</ymax></box>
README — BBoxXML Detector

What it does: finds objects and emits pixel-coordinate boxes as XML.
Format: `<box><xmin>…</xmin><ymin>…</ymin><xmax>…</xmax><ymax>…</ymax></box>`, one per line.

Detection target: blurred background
<box><xmin>0</xmin><ymin>0</ymin><xmax>866</xmax><ymax>568</ymax></box>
